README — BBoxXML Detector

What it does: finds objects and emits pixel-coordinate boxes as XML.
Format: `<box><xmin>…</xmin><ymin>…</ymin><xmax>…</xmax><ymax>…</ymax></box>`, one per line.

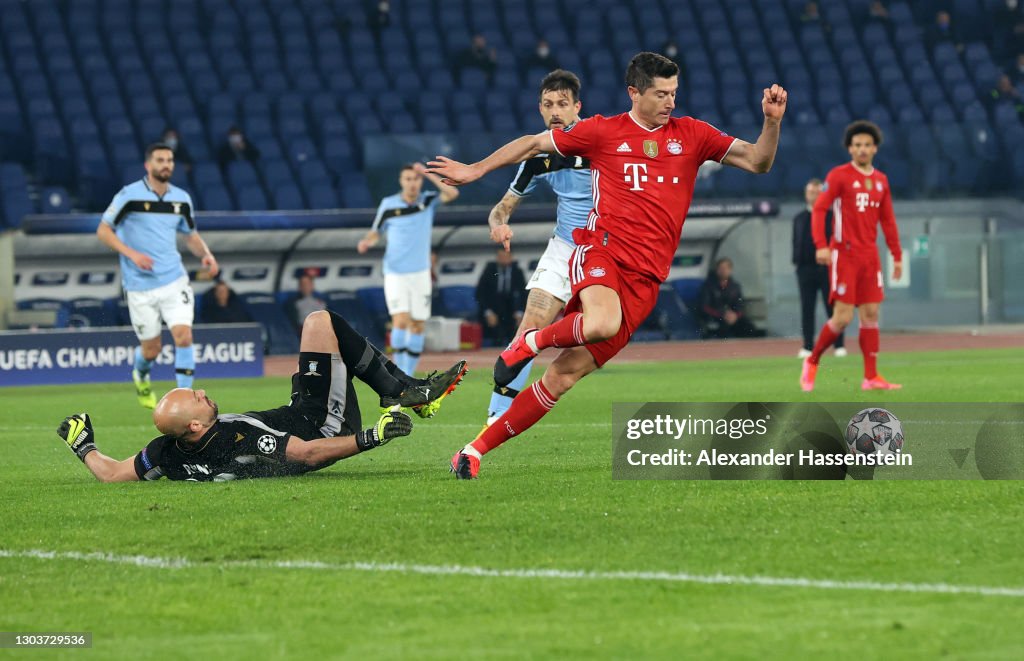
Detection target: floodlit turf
<box><xmin>2</xmin><ymin>347</ymin><xmax>1023</xmax><ymax>659</ymax></box>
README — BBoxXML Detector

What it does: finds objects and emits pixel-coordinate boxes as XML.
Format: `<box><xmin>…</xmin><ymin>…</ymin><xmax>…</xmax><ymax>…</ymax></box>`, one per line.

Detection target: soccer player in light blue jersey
<box><xmin>479</xmin><ymin>70</ymin><xmax>592</xmax><ymax>426</ymax></box>
<box><xmin>358</xmin><ymin>162</ymin><xmax>458</xmax><ymax>375</ymax></box>
<box><xmin>96</xmin><ymin>143</ymin><xmax>219</xmax><ymax>408</ymax></box>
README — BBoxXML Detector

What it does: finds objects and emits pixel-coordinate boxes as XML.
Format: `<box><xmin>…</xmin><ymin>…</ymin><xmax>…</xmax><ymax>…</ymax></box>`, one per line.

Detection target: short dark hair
<box><xmin>539</xmin><ymin>69</ymin><xmax>581</xmax><ymax>103</ymax></box>
<box><xmin>844</xmin><ymin>120</ymin><xmax>883</xmax><ymax>147</ymax></box>
<box><xmin>145</xmin><ymin>142</ymin><xmax>174</xmax><ymax>160</ymax></box>
<box><xmin>400</xmin><ymin>163</ymin><xmax>418</xmax><ymax>174</ymax></box>
<box><xmin>625</xmin><ymin>52</ymin><xmax>679</xmax><ymax>94</ymax></box>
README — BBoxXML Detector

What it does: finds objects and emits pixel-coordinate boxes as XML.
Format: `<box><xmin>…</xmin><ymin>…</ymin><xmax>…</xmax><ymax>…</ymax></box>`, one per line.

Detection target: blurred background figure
<box><xmin>454</xmin><ymin>34</ymin><xmax>497</xmax><ymax>84</ymax></box>
<box><xmin>698</xmin><ymin>258</ymin><xmax>761</xmax><ymax>339</ymax></box>
<box><xmin>927</xmin><ymin>10</ymin><xmax>964</xmax><ymax>52</ymax></box>
<box><xmin>160</xmin><ymin>127</ymin><xmax>192</xmax><ymax>173</ymax></box>
<box><xmin>523</xmin><ymin>38</ymin><xmax>559</xmax><ymax>75</ymax></box>
<box><xmin>286</xmin><ymin>273</ymin><xmax>325</xmax><ymax>334</ymax></box>
<box><xmin>475</xmin><ymin>248</ymin><xmax>526</xmax><ymax>347</ymax></box>
<box><xmin>217</xmin><ymin>126</ymin><xmax>261</xmax><ymax>170</ymax></box>
<box><xmin>792</xmin><ymin>179</ymin><xmax>845</xmax><ymax>359</ymax></box>
<box><xmin>200</xmin><ymin>280</ymin><xmax>251</xmax><ymax>324</ymax></box>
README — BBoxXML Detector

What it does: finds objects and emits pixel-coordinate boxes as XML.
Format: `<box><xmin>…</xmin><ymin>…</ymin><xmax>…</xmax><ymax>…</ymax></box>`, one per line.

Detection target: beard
<box><xmin>152</xmin><ymin>170</ymin><xmax>172</xmax><ymax>183</ymax></box>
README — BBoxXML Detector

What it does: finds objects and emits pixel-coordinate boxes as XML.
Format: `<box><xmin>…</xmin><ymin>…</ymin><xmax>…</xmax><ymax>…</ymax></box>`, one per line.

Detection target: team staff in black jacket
<box><xmin>792</xmin><ymin>178</ymin><xmax>845</xmax><ymax>358</ymax></box>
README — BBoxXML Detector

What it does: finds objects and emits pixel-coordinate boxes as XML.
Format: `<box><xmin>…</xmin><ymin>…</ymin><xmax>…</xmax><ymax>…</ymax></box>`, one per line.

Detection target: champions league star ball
<box><xmin>845</xmin><ymin>408</ymin><xmax>905</xmax><ymax>456</ymax></box>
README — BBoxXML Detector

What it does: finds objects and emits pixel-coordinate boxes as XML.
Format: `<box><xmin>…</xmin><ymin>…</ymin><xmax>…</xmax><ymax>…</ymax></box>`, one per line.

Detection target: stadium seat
<box><xmin>636</xmin><ymin>285</ymin><xmax>701</xmax><ymax>342</ymax></box>
<box><xmin>670</xmin><ymin>279</ymin><xmax>704</xmax><ymax>309</ymax></box>
<box><xmin>271</xmin><ymin>184</ymin><xmax>305</xmax><ymax>210</ymax></box>
<box><xmin>0</xmin><ymin>0</ymin><xmax>1013</xmax><ymax>205</ymax></box>
<box><xmin>68</xmin><ymin>297</ymin><xmax>117</xmax><ymax>328</ymax></box>
<box><xmin>439</xmin><ymin>285</ymin><xmax>478</xmax><ymax>319</ymax></box>
<box><xmin>15</xmin><ymin>298</ymin><xmax>70</xmax><ymax>328</ymax></box>
<box><xmin>239</xmin><ymin>292</ymin><xmax>298</xmax><ymax>355</ymax></box>
<box><xmin>199</xmin><ymin>186</ymin><xmax>234</xmax><ymax>212</ymax></box>
<box><xmin>307</xmin><ymin>184</ymin><xmax>340</xmax><ymax>209</ymax></box>
<box><xmin>39</xmin><ymin>186</ymin><xmax>72</xmax><ymax>214</ymax></box>
<box><xmin>324</xmin><ymin>290</ymin><xmax>384</xmax><ymax>347</ymax></box>
<box><xmin>356</xmin><ymin>286</ymin><xmax>391</xmax><ymax>329</ymax></box>
<box><xmin>236</xmin><ymin>185</ymin><xmax>269</xmax><ymax>211</ymax></box>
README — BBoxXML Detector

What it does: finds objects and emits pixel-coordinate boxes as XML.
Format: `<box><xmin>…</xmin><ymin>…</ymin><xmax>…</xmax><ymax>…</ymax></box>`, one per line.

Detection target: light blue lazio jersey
<box><xmin>100</xmin><ymin>179</ymin><xmax>196</xmax><ymax>292</ymax></box>
<box><xmin>507</xmin><ymin>150</ymin><xmax>592</xmax><ymax>246</ymax></box>
<box><xmin>371</xmin><ymin>190</ymin><xmax>440</xmax><ymax>275</ymax></box>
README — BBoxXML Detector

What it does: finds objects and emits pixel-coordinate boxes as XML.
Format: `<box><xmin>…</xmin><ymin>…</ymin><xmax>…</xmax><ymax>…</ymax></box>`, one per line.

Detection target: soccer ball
<box><xmin>845</xmin><ymin>408</ymin><xmax>905</xmax><ymax>456</ymax></box>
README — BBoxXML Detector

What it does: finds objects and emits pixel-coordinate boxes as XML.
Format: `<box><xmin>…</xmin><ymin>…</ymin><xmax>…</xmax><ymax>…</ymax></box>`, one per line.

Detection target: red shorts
<box><xmin>564</xmin><ymin>242</ymin><xmax>659</xmax><ymax>367</ymax></box>
<box><xmin>830</xmin><ymin>249</ymin><xmax>884</xmax><ymax>305</ymax></box>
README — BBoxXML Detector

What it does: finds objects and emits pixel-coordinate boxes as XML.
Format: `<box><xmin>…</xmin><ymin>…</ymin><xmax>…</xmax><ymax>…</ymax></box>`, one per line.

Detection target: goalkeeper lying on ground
<box><xmin>57</xmin><ymin>310</ymin><xmax>467</xmax><ymax>482</ymax></box>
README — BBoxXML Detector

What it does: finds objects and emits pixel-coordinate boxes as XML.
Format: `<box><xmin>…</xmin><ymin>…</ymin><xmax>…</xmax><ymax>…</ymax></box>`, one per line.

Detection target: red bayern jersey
<box><xmin>812</xmin><ymin>162</ymin><xmax>902</xmax><ymax>262</ymax></box>
<box><xmin>549</xmin><ymin>113</ymin><xmax>736</xmax><ymax>282</ymax></box>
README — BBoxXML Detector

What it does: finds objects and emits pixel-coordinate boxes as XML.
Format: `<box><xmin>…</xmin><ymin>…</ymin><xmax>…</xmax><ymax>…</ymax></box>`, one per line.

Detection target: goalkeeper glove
<box><xmin>355</xmin><ymin>409</ymin><xmax>413</xmax><ymax>451</ymax></box>
<box><xmin>57</xmin><ymin>413</ymin><xmax>97</xmax><ymax>462</ymax></box>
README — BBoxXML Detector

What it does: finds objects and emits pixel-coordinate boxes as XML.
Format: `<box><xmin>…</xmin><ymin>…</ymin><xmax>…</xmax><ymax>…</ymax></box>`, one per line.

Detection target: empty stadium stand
<box><xmin>0</xmin><ymin>0</ymin><xmax>1022</xmax><ymax>229</ymax></box>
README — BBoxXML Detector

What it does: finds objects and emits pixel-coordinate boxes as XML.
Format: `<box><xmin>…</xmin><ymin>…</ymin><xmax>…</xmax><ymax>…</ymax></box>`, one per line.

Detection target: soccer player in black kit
<box><xmin>57</xmin><ymin>310</ymin><xmax>467</xmax><ymax>482</ymax></box>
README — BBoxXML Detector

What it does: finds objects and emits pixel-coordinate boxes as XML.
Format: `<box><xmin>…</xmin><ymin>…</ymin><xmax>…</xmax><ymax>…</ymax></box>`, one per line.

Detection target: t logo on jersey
<box><xmin>855</xmin><ymin>192</ymin><xmax>870</xmax><ymax>212</ymax></box>
<box><xmin>623</xmin><ymin>163</ymin><xmax>649</xmax><ymax>191</ymax></box>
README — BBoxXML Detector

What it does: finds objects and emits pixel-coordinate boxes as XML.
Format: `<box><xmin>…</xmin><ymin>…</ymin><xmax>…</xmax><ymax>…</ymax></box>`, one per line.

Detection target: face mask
<box><xmin>229</xmin><ymin>134</ymin><xmax>243</xmax><ymax>148</ymax></box>
<box><xmin>164</xmin><ymin>137</ymin><xmax>178</xmax><ymax>150</ymax></box>
<box><xmin>666</xmin><ymin>46</ymin><xmax>678</xmax><ymax>57</ymax></box>
<box><xmin>538</xmin><ymin>46</ymin><xmax>550</xmax><ymax>58</ymax></box>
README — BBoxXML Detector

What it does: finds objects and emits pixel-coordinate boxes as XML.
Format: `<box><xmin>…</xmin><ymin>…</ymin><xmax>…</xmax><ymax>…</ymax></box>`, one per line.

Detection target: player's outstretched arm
<box><xmin>357</xmin><ymin>229</ymin><xmax>380</xmax><ymax>254</ymax></box>
<box><xmin>96</xmin><ymin>221</ymin><xmax>154</xmax><ymax>271</ymax></box>
<box><xmin>185</xmin><ymin>231</ymin><xmax>219</xmax><ymax>278</ymax></box>
<box><xmin>488</xmin><ymin>191</ymin><xmax>522</xmax><ymax>251</ymax></box>
<box><xmin>285</xmin><ymin>410</ymin><xmax>414</xmax><ymax>466</ymax></box>
<box><xmin>413</xmin><ymin>162</ymin><xmax>460</xmax><ymax>203</ymax></box>
<box><xmin>426</xmin><ymin>132</ymin><xmax>555</xmax><ymax>186</ymax></box>
<box><xmin>56</xmin><ymin>414</ymin><xmax>140</xmax><ymax>482</ymax></box>
<box><xmin>722</xmin><ymin>84</ymin><xmax>788</xmax><ymax>174</ymax></box>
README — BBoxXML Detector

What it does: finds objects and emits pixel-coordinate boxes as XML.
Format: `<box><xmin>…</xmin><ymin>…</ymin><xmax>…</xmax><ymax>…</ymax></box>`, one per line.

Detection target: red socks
<box><xmin>811</xmin><ymin>319</ymin><xmax>881</xmax><ymax>378</ymax></box>
<box><xmin>470</xmin><ymin>380</ymin><xmax>559</xmax><ymax>456</ymax></box>
<box><xmin>809</xmin><ymin>320</ymin><xmax>842</xmax><ymax>364</ymax></box>
<box><xmin>859</xmin><ymin>321</ymin><xmax>879</xmax><ymax>379</ymax></box>
<box><xmin>534</xmin><ymin>311</ymin><xmax>584</xmax><ymax>351</ymax></box>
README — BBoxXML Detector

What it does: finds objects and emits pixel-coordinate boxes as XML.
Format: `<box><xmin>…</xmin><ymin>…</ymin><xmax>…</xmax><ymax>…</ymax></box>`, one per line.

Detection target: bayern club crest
<box><xmin>589</xmin><ymin>267</ymin><xmax>606</xmax><ymax>278</ymax></box>
<box><xmin>667</xmin><ymin>139</ymin><xmax>683</xmax><ymax>155</ymax></box>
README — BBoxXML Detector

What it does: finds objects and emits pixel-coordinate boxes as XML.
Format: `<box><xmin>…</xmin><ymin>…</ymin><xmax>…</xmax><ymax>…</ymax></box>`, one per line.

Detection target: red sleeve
<box><xmin>812</xmin><ymin>169</ymin><xmax>841</xmax><ymax>250</ymax></box>
<box><xmin>878</xmin><ymin>180</ymin><xmax>902</xmax><ymax>262</ymax></box>
<box><xmin>549</xmin><ymin>116</ymin><xmax>603</xmax><ymax>159</ymax></box>
<box><xmin>695</xmin><ymin>120</ymin><xmax>738</xmax><ymax>163</ymax></box>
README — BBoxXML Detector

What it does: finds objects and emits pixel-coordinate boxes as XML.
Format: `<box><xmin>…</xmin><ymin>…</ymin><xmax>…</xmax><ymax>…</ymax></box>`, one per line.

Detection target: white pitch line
<box><xmin>2</xmin><ymin>549</ymin><xmax>1022</xmax><ymax>598</ymax></box>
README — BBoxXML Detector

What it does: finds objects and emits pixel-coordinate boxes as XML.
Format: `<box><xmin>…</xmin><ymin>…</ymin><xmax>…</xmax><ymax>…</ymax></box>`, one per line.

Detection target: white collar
<box><xmin>627</xmin><ymin>111</ymin><xmax>664</xmax><ymax>132</ymax></box>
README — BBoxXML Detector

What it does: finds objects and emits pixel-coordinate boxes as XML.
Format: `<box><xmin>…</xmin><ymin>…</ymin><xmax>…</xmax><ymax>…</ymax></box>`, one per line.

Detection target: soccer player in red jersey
<box><xmin>428</xmin><ymin>52</ymin><xmax>787</xmax><ymax>478</ymax></box>
<box><xmin>800</xmin><ymin>120</ymin><xmax>903</xmax><ymax>392</ymax></box>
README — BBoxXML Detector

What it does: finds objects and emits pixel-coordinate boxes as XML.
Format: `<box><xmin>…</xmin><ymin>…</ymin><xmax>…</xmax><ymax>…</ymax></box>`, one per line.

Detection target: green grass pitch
<box><xmin>2</xmin><ymin>347</ymin><xmax>1023</xmax><ymax>659</ymax></box>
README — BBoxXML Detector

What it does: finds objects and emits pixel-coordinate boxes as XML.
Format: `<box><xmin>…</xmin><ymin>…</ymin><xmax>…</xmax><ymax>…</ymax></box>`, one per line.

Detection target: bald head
<box><xmin>153</xmin><ymin>387</ymin><xmax>218</xmax><ymax>440</ymax></box>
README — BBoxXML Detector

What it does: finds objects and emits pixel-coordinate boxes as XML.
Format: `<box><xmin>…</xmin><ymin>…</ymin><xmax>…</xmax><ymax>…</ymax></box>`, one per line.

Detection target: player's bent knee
<box><xmin>542</xmin><ymin>370</ymin><xmax>579</xmax><ymax>398</ymax></box>
<box><xmin>171</xmin><ymin>327</ymin><xmax>193</xmax><ymax>347</ymax></box>
<box><xmin>141</xmin><ymin>338</ymin><xmax>162</xmax><ymax>359</ymax></box>
<box><xmin>305</xmin><ymin>310</ymin><xmax>331</xmax><ymax>328</ymax></box>
<box><xmin>584</xmin><ymin>313</ymin><xmax>622</xmax><ymax>342</ymax></box>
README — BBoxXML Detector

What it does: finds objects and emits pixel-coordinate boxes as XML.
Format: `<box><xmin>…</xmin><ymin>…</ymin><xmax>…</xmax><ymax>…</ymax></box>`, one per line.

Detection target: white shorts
<box><xmin>525</xmin><ymin>236</ymin><xmax>574</xmax><ymax>303</ymax></box>
<box><xmin>384</xmin><ymin>270</ymin><xmax>432</xmax><ymax>320</ymax></box>
<box><xmin>126</xmin><ymin>275</ymin><xmax>194</xmax><ymax>341</ymax></box>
